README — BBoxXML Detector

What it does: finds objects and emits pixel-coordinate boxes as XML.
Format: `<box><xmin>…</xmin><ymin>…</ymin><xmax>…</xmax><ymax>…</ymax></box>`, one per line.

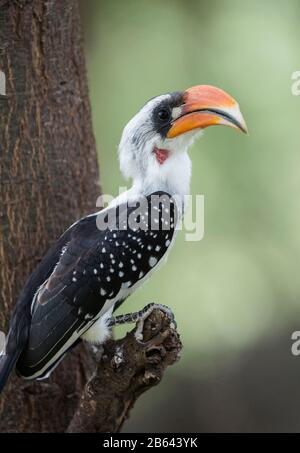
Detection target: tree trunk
<box><xmin>0</xmin><ymin>0</ymin><xmax>100</xmax><ymax>432</ymax></box>
<box><xmin>0</xmin><ymin>0</ymin><xmax>183</xmax><ymax>433</ymax></box>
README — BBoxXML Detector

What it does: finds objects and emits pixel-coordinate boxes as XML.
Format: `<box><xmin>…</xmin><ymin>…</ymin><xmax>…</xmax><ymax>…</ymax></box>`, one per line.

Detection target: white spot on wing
<box><xmin>149</xmin><ymin>256</ymin><xmax>157</xmax><ymax>267</ymax></box>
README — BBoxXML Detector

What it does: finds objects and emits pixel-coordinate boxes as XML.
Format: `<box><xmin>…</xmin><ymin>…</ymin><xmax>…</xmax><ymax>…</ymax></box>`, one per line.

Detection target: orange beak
<box><xmin>167</xmin><ymin>85</ymin><xmax>248</xmax><ymax>138</ymax></box>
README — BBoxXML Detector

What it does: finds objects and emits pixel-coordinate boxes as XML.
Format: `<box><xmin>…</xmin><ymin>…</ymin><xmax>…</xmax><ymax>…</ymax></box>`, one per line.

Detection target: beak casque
<box><xmin>167</xmin><ymin>85</ymin><xmax>248</xmax><ymax>138</ymax></box>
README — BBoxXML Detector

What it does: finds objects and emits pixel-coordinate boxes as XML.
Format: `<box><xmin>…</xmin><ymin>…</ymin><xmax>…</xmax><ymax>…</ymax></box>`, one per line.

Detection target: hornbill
<box><xmin>0</xmin><ymin>85</ymin><xmax>247</xmax><ymax>392</ymax></box>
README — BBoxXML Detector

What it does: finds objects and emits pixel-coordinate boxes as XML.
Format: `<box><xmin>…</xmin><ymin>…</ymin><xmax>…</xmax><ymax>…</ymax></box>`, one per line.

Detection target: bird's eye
<box><xmin>157</xmin><ymin>109</ymin><xmax>170</xmax><ymax>122</ymax></box>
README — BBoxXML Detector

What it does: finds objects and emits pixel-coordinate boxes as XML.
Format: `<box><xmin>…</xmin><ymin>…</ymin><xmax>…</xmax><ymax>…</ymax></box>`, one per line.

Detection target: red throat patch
<box><xmin>153</xmin><ymin>147</ymin><xmax>170</xmax><ymax>165</ymax></box>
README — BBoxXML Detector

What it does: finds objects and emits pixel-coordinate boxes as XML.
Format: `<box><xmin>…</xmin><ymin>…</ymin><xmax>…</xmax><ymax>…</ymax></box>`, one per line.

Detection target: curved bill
<box><xmin>167</xmin><ymin>85</ymin><xmax>248</xmax><ymax>138</ymax></box>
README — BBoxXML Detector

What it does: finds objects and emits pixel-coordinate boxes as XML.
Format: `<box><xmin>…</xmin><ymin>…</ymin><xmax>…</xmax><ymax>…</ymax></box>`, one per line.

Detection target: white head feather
<box><xmin>118</xmin><ymin>94</ymin><xmax>202</xmax><ymax>201</ymax></box>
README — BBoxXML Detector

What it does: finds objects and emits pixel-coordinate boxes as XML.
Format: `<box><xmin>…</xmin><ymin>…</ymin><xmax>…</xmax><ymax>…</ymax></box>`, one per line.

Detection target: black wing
<box><xmin>16</xmin><ymin>191</ymin><xmax>178</xmax><ymax>379</ymax></box>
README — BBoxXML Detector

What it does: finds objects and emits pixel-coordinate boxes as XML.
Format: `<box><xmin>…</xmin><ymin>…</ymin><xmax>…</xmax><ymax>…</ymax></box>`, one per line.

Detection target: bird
<box><xmin>0</xmin><ymin>84</ymin><xmax>247</xmax><ymax>392</ymax></box>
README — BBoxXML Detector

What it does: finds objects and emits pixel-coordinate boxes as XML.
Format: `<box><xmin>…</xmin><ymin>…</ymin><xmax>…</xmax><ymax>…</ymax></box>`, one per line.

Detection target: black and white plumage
<box><xmin>17</xmin><ymin>192</ymin><xmax>178</xmax><ymax>379</ymax></box>
<box><xmin>0</xmin><ymin>84</ymin><xmax>247</xmax><ymax>391</ymax></box>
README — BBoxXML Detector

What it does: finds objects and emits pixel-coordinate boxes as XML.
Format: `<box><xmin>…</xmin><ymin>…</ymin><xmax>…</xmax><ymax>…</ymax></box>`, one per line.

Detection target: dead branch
<box><xmin>66</xmin><ymin>308</ymin><xmax>182</xmax><ymax>433</ymax></box>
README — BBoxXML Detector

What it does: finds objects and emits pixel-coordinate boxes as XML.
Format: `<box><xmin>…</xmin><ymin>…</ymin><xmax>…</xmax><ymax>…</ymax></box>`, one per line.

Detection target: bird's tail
<box><xmin>0</xmin><ymin>309</ymin><xmax>30</xmax><ymax>394</ymax></box>
<box><xmin>0</xmin><ymin>350</ymin><xmax>20</xmax><ymax>394</ymax></box>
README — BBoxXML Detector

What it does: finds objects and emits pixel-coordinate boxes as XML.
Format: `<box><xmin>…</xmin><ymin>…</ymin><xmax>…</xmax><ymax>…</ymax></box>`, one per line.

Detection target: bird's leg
<box><xmin>107</xmin><ymin>303</ymin><xmax>176</xmax><ymax>341</ymax></box>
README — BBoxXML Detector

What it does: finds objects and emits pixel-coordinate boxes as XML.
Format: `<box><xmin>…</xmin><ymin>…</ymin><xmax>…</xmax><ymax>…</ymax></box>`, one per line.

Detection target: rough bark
<box><xmin>0</xmin><ymin>0</ymin><xmax>99</xmax><ymax>432</ymax></box>
<box><xmin>0</xmin><ymin>0</ymin><xmax>182</xmax><ymax>433</ymax></box>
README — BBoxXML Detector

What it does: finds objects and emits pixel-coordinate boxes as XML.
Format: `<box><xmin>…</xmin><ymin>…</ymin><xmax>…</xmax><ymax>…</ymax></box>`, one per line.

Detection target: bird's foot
<box><xmin>135</xmin><ymin>303</ymin><xmax>176</xmax><ymax>341</ymax></box>
<box><xmin>107</xmin><ymin>303</ymin><xmax>176</xmax><ymax>342</ymax></box>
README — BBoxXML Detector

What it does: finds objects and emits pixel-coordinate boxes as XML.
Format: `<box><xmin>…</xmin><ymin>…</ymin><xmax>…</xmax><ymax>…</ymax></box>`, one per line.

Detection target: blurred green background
<box><xmin>83</xmin><ymin>0</ymin><xmax>300</xmax><ymax>432</ymax></box>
